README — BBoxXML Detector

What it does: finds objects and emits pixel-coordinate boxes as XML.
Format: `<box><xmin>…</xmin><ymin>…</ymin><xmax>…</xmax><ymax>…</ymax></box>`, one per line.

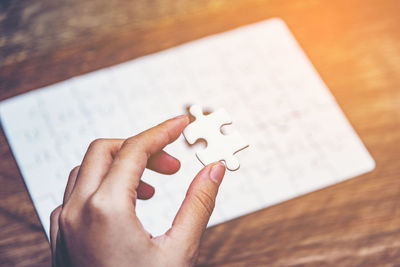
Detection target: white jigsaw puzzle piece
<box><xmin>183</xmin><ymin>105</ymin><xmax>248</xmax><ymax>171</ymax></box>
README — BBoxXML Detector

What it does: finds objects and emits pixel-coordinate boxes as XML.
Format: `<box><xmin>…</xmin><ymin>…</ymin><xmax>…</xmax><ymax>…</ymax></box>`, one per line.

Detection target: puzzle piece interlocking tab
<box><xmin>183</xmin><ymin>105</ymin><xmax>248</xmax><ymax>171</ymax></box>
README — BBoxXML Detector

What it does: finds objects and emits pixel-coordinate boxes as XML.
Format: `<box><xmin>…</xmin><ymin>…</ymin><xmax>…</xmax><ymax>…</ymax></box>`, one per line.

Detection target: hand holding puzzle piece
<box><xmin>183</xmin><ymin>105</ymin><xmax>249</xmax><ymax>171</ymax></box>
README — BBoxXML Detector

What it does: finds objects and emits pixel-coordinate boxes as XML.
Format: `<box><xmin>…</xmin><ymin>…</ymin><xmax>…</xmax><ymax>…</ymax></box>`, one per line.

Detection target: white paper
<box><xmin>0</xmin><ymin>18</ymin><xmax>375</xmax><ymax>237</ymax></box>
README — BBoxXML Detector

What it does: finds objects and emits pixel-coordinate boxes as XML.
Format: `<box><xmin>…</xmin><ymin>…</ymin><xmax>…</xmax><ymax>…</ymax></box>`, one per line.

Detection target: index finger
<box><xmin>99</xmin><ymin>115</ymin><xmax>189</xmax><ymax>197</ymax></box>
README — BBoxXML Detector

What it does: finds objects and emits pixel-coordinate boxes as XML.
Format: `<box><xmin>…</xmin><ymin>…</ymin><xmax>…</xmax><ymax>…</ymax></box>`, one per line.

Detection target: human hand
<box><xmin>50</xmin><ymin>115</ymin><xmax>226</xmax><ymax>267</ymax></box>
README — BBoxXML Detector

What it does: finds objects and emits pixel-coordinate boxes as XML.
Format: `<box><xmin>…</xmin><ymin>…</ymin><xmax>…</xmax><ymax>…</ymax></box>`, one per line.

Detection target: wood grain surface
<box><xmin>1</xmin><ymin>0</ymin><xmax>400</xmax><ymax>266</ymax></box>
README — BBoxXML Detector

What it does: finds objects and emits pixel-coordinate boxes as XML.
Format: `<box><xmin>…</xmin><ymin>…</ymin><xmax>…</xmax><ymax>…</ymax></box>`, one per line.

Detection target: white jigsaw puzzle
<box><xmin>183</xmin><ymin>105</ymin><xmax>249</xmax><ymax>171</ymax></box>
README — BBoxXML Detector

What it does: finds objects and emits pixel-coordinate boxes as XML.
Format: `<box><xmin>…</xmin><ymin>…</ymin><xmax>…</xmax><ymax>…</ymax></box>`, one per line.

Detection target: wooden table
<box><xmin>1</xmin><ymin>0</ymin><xmax>399</xmax><ymax>266</ymax></box>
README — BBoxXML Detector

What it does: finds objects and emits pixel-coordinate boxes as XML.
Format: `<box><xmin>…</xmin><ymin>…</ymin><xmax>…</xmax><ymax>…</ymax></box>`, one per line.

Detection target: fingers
<box><xmin>147</xmin><ymin>150</ymin><xmax>181</xmax><ymax>174</ymax></box>
<box><xmin>63</xmin><ymin>166</ymin><xmax>80</xmax><ymax>205</ymax></box>
<box><xmin>167</xmin><ymin>162</ymin><xmax>226</xmax><ymax>246</ymax></box>
<box><xmin>66</xmin><ymin>151</ymin><xmax>174</xmax><ymax>202</ymax></box>
<box><xmin>137</xmin><ymin>181</ymin><xmax>155</xmax><ymax>200</ymax></box>
<box><xmin>50</xmin><ymin>205</ymin><xmax>62</xmax><ymax>261</ymax></box>
<box><xmin>64</xmin><ymin>115</ymin><xmax>187</xmax><ymax>209</ymax></box>
<box><xmin>53</xmin><ymin>165</ymin><xmax>78</xmax><ymax>263</ymax></box>
<box><xmin>100</xmin><ymin>115</ymin><xmax>189</xmax><ymax>195</ymax></box>
<box><xmin>71</xmin><ymin>141</ymin><xmax>178</xmax><ymax>203</ymax></box>
<box><xmin>67</xmin><ymin>139</ymin><xmax>123</xmax><ymax>205</ymax></box>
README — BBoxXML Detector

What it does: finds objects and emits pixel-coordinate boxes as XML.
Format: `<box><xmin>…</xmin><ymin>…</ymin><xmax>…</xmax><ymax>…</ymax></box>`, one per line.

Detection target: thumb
<box><xmin>167</xmin><ymin>162</ymin><xmax>225</xmax><ymax>246</ymax></box>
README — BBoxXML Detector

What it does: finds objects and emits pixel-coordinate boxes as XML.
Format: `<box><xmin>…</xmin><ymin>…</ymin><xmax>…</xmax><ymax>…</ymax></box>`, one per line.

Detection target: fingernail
<box><xmin>210</xmin><ymin>162</ymin><xmax>226</xmax><ymax>184</ymax></box>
